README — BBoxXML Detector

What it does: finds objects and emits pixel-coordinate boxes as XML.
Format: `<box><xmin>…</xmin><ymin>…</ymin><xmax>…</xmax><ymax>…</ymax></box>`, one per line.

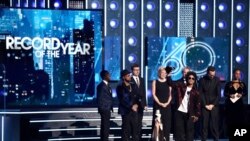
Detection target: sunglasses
<box><xmin>188</xmin><ymin>77</ymin><xmax>195</xmax><ymax>80</ymax></box>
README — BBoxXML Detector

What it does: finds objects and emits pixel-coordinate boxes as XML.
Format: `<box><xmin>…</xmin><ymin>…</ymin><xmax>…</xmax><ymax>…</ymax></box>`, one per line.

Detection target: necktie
<box><xmin>136</xmin><ymin>77</ymin><xmax>140</xmax><ymax>87</ymax></box>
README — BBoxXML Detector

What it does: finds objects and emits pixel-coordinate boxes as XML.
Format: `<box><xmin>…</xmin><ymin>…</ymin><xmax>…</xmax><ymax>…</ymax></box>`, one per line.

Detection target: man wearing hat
<box><xmin>198</xmin><ymin>66</ymin><xmax>221</xmax><ymax>141</ymax></box>
<box><xmin>116</xmin><ymin>69</ymin><xmax>140</xmax><ymax>141</ymax></box>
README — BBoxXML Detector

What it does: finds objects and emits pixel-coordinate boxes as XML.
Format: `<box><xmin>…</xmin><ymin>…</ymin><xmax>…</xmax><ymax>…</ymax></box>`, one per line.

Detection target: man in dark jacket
<box><xmin>175</xmin><ymin>71</ymin><xmax>201</xmax><ymax>141</ymax></box>
<box><xmin>198</xmin><ymin>66</ymin><xmax>221</xmax><ymax>141</ymax></box>
<box><xmin>97</xmin><ymin>70</ymin><xmax>113</xmax><ymax>141</ymax></box>
<box><xmin>130</xmin><ymin>64</ymin><xmax>147</xmax><ymax>140</ymax></box>
<box><xmin>116</xmin><ymin>69</ymin><xmax>140</xmax><ymax>141</ymax></box>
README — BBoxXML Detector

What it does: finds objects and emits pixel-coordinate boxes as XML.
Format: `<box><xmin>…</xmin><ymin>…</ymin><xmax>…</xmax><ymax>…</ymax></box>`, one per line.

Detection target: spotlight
<box><xmin>110</xmin><ymin>19</ymin><xmax>119</xmax><ymax>28</ymax></box>
<box><xmin>110</xmin><ymin>1</ymin><xmax>119</xmax><ymax>11</ymax></box>
<box><xmin>146</xmin><ymin>2</ymin><xmax>155</xmax><ymax>11</ymax></box>
<box><xmin>236</xmin><ymin>3</ymin><xmax>245</xmax><ymax>12</ymax></box>
<box><xmin>235</xmin><ymin>37</ymin><xmax>245</xmax><ymax>47</ymax></box>
<box><xmin>128</xmin><ymin>54</ymin><xmax>137</xmax><ymax>63</ymax></box>
<box><xmin>128</xmin><ymin>36</ymin><xmax>137</xmax><ymax>46</ymax></box>
<box><xmin>128</xmin><ymin>1</ymin><xmax>137</xmax><ymax>11</ymax></box>
<box><xmin>200</xmin><ymin>3</ymin><xmax>209</xmax><ymax>12</ymax></box>
<box><xmin>218</xmin><ymin>20</ymin><xmax>227</xmax><ymax>29</ymax></box>
<box><xmin>200</xmin><ymin>20</ymin><xmax>209</xmax><ymax>29</ymax></box>
<box><xmin>236</xmin><ymin>20</ymin><xmax>245</xmax><ymax>30</ymax></box>
<box><xmin>235</xmin><ymin>55</ymin><xmax>244</xmax><ymax>64</ymax></box>
<box><xmin>165</xmin><ymin>2</ymin><xmax>173</xmax><ymax>11</ymax></box>
<box><xmin>54</xmin><ymin>2</ymin><xmax>61</xmax><ymax>8</ymax></box>
<box><xmin>91</xmin><ymin>1</ymin><xmax>100</xmax><ymax>9</ymax></box>
<box><xmin>146</xmin><ymin>19</ymin><xmax>155</xmax><ymax>29</ymax></box>
<box><xmin>128</xmin><ymin>19</ymin><xmax>137</xmax><ymax>28</ymax></box>
<box><xmin>218</xmin><ymin>3</ymin><xmax>227</xmax><ymax>12</ymax></box>
<box><xmin>164</xmin><ymin>19</ymin><xmax>173</xmax><ymax>29</ymax></box>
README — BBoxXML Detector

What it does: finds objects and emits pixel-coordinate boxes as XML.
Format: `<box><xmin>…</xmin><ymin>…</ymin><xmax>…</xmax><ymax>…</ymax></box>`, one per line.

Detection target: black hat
<box><xmin>120</xmin><ymin>69</ymin><xmax>131</xmax><ymax>77</ymax></box>
<box><xmin>207</xmin><ymin>66</ymin><xmax>216</xmax><ymax>72</ymax></box>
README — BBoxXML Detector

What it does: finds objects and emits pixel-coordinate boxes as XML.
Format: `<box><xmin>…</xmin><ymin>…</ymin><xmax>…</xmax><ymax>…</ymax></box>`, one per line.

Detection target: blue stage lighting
<box><xmin>128</xmin><ymin>54</ymin><xmax>137</xmax><ymax>63</ymax></box>
<box><xmin>165</xmin><ymin>2</ymin><xmax>173</xmax><ymax>11</ymax></box>
<box><xmin>200</xmin><ymin>20</ymin><xmax>209</xmax><ymax>29</ymax></box>
<box><xmin>146</xmin><ymin>19</ymin><xmax>155</xmax><ymax>29</ymax></box>
<box><xmin>164</xmin><ymin>19</ymin><xmax>173</xmax><ymax>29</ymax></box>
<box><xmin>32</xmin><ymin>2</ymin><xmax>36</xmax><ymax>7</ymax></box>
<box><xmin>128</xmin><ymin>1</ymin><xmax>137</xmax><ymax>11</ymax></box>
<box><xmin>147</xmin><ymin>2</ymin><xmax>155</xmax><ymax>11</ymax></box>
<box><xmin>110</xmin><ymin>19</ymin><xmax>119</xmax><ymax>28</ymax></box>
<box><xmin>236</xmin><ymin>20</ymin><xmax>245</xmax><ymax>29</ymax></box>
<box><xmin>91</xmin><ymin>1</ymin><xmax>100</xmax><ymax>9</ymax></box>
<box><xmin>110</xmin><ymin>1</ymin><xmax>119</xmax><ymax>11</ymax></box>
<box><xmin>200</xmin><ymin>3</ymin><xmax>209</xmax><ymax>12</ymax></box>
<box><xmin>236</xmin><ymin>37</ymin><xmax>245</xmax><ymax>47</ymax></box>
<box><xmin>128</xmin><ymin>19</ymin><xmax>137</xmax><ymax>28</ymax></box>
<box><xmin>218</xmin><ymin>20</ymin><xmax>227</xmax><ymax>29</ymax></box>
<box><xmin>218</xmin><ymin>3</ymin><xmax>227</xmax><ymax>12</ymax></box>
<box><xmin>128</xmin><ymin>36</ymin><xmax>137</xmax><ymax>46</ymax></box>
<box><xmin>236</xmin><ymin>55</ymin><xmax>244</xmax><ymax>64</ymax></box>
<box><xmin>39</xmin><ymin>0</ymin><xmax>45</xmax><ymax>8</ymax></box>
<box><xmin>236</xmin><ymin>3</ymin><xmax>245</xmax><ymax>12</ymax></box>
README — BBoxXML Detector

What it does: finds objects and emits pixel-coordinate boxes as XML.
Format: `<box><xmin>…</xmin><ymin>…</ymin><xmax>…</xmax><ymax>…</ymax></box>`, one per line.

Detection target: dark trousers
<box><xmin>121</xmin><ymin>111</ymin><xmax>139</xmax><ymax>141</ymax></box>
<box><xmin>137</xmin><ymin>110</ymin><xmax>144</xmax><ymax>141</ymax></box>
<box><xmin>201</xmin><ymin>107</ymin><xmax>219</xmax><ymax>141</ymax></box>
<box><xmin>99</xmin><ymin>110</ymin><xmax>111</xmax><ymax>141</ymax></box>
<box><xmin>175</xmin><ymin>111</ymin><xmax>194</xmax><ymax>141</ymax></box>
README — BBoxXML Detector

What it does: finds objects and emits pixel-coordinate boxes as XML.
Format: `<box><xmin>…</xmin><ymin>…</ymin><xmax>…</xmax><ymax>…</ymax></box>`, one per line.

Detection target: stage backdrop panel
<box><xmin>0</xmin><ymin>8</ymin><xmax>103</xmax><ymax>108</ymax></box>
<box><xmin>147</xmin><ymin>37</ymin><xmax>229</xmax><ymax>81</ymax></box>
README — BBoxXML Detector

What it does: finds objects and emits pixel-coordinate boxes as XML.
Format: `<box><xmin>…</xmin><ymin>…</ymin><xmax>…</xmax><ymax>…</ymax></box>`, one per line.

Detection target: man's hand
<box><xmin>132</xmin><ymin>104</ymin><xmax>138</xmax><ymax>112</ymax></box>
<box><xmin>205</xmin><ymin>104</ymin><xmax>214</xmax><ymax>111</ymax></box>
<box><xmin>191</xmin><ymin>116</ymin><xmax>198</xmax><ymax>122</ymax></box>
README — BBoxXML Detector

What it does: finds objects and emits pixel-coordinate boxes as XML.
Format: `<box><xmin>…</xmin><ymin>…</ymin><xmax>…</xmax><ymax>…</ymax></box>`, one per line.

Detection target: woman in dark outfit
<box><xmin>152</xmin><ymin>66</ymin><xmax>172</xmax><ymax>141</ymax></box>
<box><xmin>224</xmin><ymin>68</ymin><xmax>247</xmax><ymax>129</ymax></box>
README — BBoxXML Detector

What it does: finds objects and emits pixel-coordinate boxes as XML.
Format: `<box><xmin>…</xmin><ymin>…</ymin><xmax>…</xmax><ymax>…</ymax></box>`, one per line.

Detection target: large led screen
<box><xmin>0</xmin><ymin>8</ymin><xmax>103</xmax><ymax>108</ymax></box>
<box><xmin>147</xmin><ymin>37</ymin><xmax>229</xmax><ymax>81</ymax></box>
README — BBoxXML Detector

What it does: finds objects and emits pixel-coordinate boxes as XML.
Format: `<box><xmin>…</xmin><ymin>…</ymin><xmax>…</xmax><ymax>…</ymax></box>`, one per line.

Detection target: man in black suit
<box><xmin>97</xmin><ymin>70</ymin><xmax>113</xmax><ymax>141</ymax></box>
<box><xmin>130</xmin><ymin>64</ymin><xmax>147</xmax><ymax>140</ymax></box>
<box><xmin>116</xmin><ymin>69</ymin><xmax>139</xmax><ymax>141</ymax></box>
<box><xmin>198</xmin><ymin>66</ymin><xmax>221</xmax><ymax>141</ymax></box>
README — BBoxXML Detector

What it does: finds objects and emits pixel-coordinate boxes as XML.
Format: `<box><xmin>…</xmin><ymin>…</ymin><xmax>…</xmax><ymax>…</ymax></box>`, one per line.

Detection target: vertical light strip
<box><xmin>248</xmin><ymin>0</ymin><xmax>250</xmax><ymax>104</ymax></box>
<box><xmin>145</xmin><ymin>66</ymin><xmax>148</xmax><ymax>105</ymax></box>
<box><xmin>48</xmin><ymin>0</ymin><xmax>50</xmax><ymax>8</ymax></box>
<box><xmin>177</xmin><ymin>0</ymin><xmax>180</xmax><ymax>37</ymax></box>
<box><xmin>18</xmin><ymin>0</ymin><xmax>20</xmax><ymax>7</ymax></box>
<box><xmin>1</xmin><ymin>116</ymin><xmax>4</xmax><ymax>141</ymax></box>
<box><xmin>230</xmin><ymin>0</ymin><xmax>234</xmax><ymax>81</ymax></box>
<box><xmin>104</xmin><ymin>0</ymin><xmax>107</xmax><ymax>36</ymax></box>
<box><xmin>141</xmin><ymin>0</ymin><xmax>144</xmax><ymax>77</ymax></box>
<box><xmin>213</xmin><ymin>0</ymin><xmax>216</xmax><ymax>37</ymax></box>
<box><xmin>66</xmin><ymin>0</ymin><xmax>69</xmax><ymax>9</ymax></box>
<box><xmin>10</xmin><ymin>0</ymin><xmax>12</xmax><ymax>7</ymax></box>
<box><xmin>85</xmin><ymin>0</ymin><xmax>88</xmax><ymax>9</ymax></box>
<box><xmin>195</xmin><ymin>0</ymin><xmax>198</xmax><ymax>37</ymax></box>
<box><xmin>122</xmin><ymin>0</ymin><xmax>126</xmax><ymax>69</ymax></box>
<box><xmin>159</xmin><ymin>0</ymin><xmax>162</xmax><ymax>37</ymax></box>
<box><xmin>34</xmin><ymin>0</ymin><xmax>37</xmax><ymax>8</ymax></box>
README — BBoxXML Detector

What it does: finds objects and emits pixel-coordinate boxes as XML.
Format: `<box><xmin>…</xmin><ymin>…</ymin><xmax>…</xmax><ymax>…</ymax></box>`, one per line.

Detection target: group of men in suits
<box><xmin>97</xmin><ymin>64</ymin><xmax>221</xmax><ymax>141</ymax></box>
<box><xmin>97</xmin><ymin>64</ymin><xmax>147</xmax><ymax>141</ymax></box>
